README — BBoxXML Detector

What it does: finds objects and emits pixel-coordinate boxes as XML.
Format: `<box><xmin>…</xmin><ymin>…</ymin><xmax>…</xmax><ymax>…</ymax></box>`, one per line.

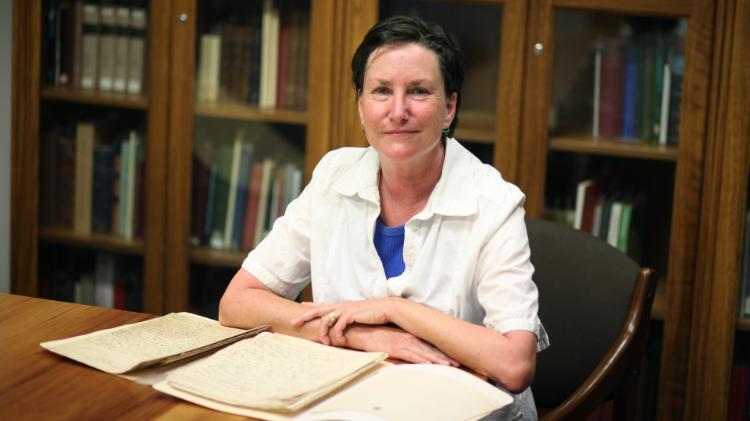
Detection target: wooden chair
<box><xmin>526</xmin><ymin>218</ymin><xmax>658</xmax><ymax>420</ymax></box>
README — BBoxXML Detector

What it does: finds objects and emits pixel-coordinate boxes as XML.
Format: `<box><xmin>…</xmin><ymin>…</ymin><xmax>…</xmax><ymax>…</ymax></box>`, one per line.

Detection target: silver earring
<box><xmin>442</xmin><ymin>128</ymin><xmax>450</xmax><ymax>138</ymax></box>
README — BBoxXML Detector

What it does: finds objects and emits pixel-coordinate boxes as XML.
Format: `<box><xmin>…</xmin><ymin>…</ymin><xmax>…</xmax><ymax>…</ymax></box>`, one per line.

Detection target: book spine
<box><xmin>198</xmin><ymin>34</ymin><xmax>222</xmax><ymax>103</ymax></box>
<box><xmin>80</xmin><ymin>2</ymin><xmax>100</xmax><ymax>90</ymax></box>
<box><xmin>74</xmin><ymin>122</ymin><xmax>95</xmax><ymax>235</ymax></box>
<box><xmin>127</xmin><ymin>4</ymin><xmax>146</xmax><ymax>95</ymax></box>
<box><xmin>97</xmin><ymin>2</ymin><xmax>117</xmax><ymax>91</ymax></box>
<box><xmin>112</xmin><ymin>5</ymin><xmax>130</xmax><ymax>93</ymax></box>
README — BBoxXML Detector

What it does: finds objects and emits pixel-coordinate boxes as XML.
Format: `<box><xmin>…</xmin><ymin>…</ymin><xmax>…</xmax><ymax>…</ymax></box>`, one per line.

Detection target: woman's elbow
<box><xmin>490</xmin><ymin>359</ymin><xmax>536</xmax><ymax>394</ymax></box>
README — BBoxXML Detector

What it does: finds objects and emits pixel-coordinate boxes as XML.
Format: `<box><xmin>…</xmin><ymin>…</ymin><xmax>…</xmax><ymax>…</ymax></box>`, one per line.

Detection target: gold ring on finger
<box><xmin>327</xmin><ymin>311</ymin><xmax>338</xmax><ymax>324</ymax></box>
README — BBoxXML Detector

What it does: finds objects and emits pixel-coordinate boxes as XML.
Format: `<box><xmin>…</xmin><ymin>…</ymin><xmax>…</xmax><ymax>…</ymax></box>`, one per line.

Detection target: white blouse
<box><xmin>243</xmin><ymin>138</ymin><xmax>548</xmax><ymax>351</ymax></box>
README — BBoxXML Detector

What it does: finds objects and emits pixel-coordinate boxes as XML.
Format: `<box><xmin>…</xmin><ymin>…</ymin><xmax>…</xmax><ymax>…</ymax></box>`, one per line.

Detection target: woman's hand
<box><xmin>291</xmin><ymin>299</ymin><xmax>394</xmax><ymax>346</ymax></box>
<box><xmin>345</xmin><ymin>325</ymin><xmax>458</xmax><ymax>366</ymax></box>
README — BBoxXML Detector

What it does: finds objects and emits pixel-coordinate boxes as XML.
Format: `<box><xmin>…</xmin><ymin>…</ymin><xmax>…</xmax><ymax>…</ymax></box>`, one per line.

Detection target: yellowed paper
<box><xmin>40</xmin><ymin>312</ymin><xmax>267</xmax><ymax>374</ymax></box>
<box><xmin>165</xmin><ymin>332</ymin><xmax>388</xmax><ymax>411</ymax></box>
<box><xmin>153</xmin><ymin>362</ymin><xmax>512</xmax><ymax>421</ymax></box>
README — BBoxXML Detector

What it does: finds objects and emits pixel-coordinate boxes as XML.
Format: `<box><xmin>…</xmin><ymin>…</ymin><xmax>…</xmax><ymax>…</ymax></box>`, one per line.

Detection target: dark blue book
<box><xmin>92</xmin><ymin>142</ymin><xmax>116</xmax><ymax>233</ymax></box>
<box><xmin>248</xmin><ymin>13</ymin><xmax>262</xmax><ymax>105</ymax></box>
<box><xmin>203</xmin><ymin>162</ymin><xmax>218</xmax><ymax>245</ymax></box>
<box><xmin>620</xmin><ymin>46</ymin><xmax>641</xmax><ymax>139</ymax></box>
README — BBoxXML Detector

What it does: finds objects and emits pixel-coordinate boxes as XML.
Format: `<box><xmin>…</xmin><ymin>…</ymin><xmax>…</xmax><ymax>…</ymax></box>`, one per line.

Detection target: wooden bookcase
<box><xmin>11</xmin><ymin>0</ymin><xmax>749</xmax><ymax>418</ymax></box>
<box><xmin>12</xmin><ymin>0</ymin><xmax>171</xmax><ymax>314</ymax></box>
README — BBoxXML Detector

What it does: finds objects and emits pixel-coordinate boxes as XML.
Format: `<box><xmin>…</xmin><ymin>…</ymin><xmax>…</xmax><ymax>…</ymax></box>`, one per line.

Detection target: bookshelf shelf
<box><xmin>549</xmin><ymin>136</ymin><xmax>679</xmax><ymax>161</ymax></box>
<box><xmin>195</xmin><ymin>102</ymin><xmax>308</xmax><ymax>125</ymax></box>
<box><xmin>454</xmin><ymin>110</ymin><xmax>496</xmax><ymax>144</ymax></box>
<box><xmin>737</xmin><ymin>318</ymin><xmax>750</xmax><ymax>332</ymax></box>
<box><xmin>190</xmin><ymin>246</ymin><xmax>247</xmax><ymax>269</ymax></box>
<box><xmin>39</xmin><ymin>226</ymin><xmax>144</xmax><ymax>255</ymax></box>
<box><xmin>40</xmin><ymin>86</ymin><xmax>148</xmax><ymax>110</ymax></box>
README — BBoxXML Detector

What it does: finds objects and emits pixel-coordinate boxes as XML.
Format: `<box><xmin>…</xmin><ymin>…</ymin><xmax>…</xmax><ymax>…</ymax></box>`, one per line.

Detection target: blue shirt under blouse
<box><xmin>373</xmin><ymin>217</ymin><xmax>405</xmax><ymax>279</ymax></box>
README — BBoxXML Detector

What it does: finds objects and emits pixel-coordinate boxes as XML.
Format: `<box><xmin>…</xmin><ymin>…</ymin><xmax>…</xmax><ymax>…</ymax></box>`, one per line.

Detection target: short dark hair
<box><xmin>351</xmin><ymin>15</ymin><xmax>464</xmax><ymax>138</ymax></box>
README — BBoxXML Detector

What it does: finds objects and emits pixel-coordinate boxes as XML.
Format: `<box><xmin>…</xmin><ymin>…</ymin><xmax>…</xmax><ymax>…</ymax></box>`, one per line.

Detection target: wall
<box><xmin>0</xmin><ymin>0</ymin><xmax>12</xmax><ymax>293</ymax></box>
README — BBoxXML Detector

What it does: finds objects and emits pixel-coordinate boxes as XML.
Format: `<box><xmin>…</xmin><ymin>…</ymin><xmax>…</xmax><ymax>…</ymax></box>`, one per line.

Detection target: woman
<box><xmin>219</xmin><ymin>15</ymin><xmax>548</xmax><ymax>419</ymax></box>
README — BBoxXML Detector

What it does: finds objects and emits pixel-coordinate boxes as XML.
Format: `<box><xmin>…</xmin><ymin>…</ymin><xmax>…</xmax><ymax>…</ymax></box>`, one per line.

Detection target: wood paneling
<box><xmin>164</xmin><ymin>0</ymin><xmax>196</xmax><ymax>313</ymax></box>
<box><xmin>657</xmin><ymin>0</ymin><xmax>716</xmax><ymax>418</ymax></box>
<box><xmin>685</xmin><ymin>0</ymin><xmax>750</xmax><ymax>418</ymax></box>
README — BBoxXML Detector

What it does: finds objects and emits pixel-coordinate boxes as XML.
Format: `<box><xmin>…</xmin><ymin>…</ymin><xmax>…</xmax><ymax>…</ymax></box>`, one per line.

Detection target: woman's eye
<box><xmin>410</xmin><ymin>87</ymin><xmax>430</xmax><ymax>96</ymax></box>
<box><xmin>372</xmin><ymin>86</ymin><xmax>391</xmax><ymax>95</ymax></box>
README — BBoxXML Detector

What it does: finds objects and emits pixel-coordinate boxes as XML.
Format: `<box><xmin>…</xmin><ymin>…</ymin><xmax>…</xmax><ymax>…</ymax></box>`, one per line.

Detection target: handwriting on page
<box><xmin>167</xmin><ymin>333</ymin><xmax>384</xmax><ymax>408</ymax></box>
<box><xmin>41</xmin><ymin>313</ymin><xmax>248</xmax><ymax>373</ymax></box>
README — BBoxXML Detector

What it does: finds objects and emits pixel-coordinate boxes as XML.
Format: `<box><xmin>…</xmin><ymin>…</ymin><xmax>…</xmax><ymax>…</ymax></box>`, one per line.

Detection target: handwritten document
<box><xmin>40</xmin><ymin>312</ymin><xmax>268</xmax><ymax>374</ymax></box>
<box><xmin>154</xmin><ymin>362</ymin><xmax>512</xmax><ymax>420</ymax></box>
<box><xmin>165</xmin><ymin>332</ymin><xmax>388</xmax><ymax>412</ymax></box>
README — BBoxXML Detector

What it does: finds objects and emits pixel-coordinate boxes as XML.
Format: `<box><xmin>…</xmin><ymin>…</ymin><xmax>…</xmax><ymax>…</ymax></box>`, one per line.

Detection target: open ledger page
<box><xmin>163</xmin><ymin>332</ymin><xmax>388</xmax><ymax>412</ymax></box>
<box><xmin>154</xmin><ymin>362</ymin><xmax>512</xmax><ymax>421</ymax></box>
<box><xmin>40</xmin><ymin>312</ymin><xmax>268</xmax><ymax>374</ymax></box>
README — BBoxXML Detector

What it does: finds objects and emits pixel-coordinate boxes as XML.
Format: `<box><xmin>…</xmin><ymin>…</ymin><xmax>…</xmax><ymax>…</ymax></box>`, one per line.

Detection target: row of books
<box><xmin>591</xmin><ymin>22</ymin><xmax>686</xmax><ymax>145</ymax></box>
<box><xmin>191</xmin><ymin>131</ymin><xmax>303</xmax><ymax>251</ymax></box>
<box><xmin>44</xmin><ymin>0</ymin><xmax>148</xmax><ymax>94</ymax></box>
<box><xmin>546</xmin><ymin>179</ymin><xmax>640</xmax><ymax>254</ymax></box>
<box><xmin>197</xmin><ymin>0</ymin><xmax>309</xmax><ymax>109</ymax></box>
<box><xmin>39</xmin><ymin>252</ymin><xmax>142</xmax><ymax>311</ymax></box>
<box><xmin>40</xmin><ymin>122</ymin><xmax>145</xmax><ymax>240</ymax></box>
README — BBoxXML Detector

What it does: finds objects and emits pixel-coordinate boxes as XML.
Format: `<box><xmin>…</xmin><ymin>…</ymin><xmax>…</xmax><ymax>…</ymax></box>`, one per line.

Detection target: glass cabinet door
<box><xmin>370</xmin><ymin>0</ymin><xmax>525</xmax><ymax>178</ymax></box>
<box><xmin>168</xmin><ymin>0</ymin><xmax>312</xmax><ymax>317</ymax></box>
<box><xmin>35</xmin><ymin>0</ymin><xmax>167</xmax><ymax>313</ymax></box>
<box><xmin>543</xmin><ymin>10</ymin><xmax>687</xmax><ymax>280</ymax></box>
<box><xmin>520</xmin><ymin>1</ymin><xmax>715</xmax><ymax>419</ymax></box>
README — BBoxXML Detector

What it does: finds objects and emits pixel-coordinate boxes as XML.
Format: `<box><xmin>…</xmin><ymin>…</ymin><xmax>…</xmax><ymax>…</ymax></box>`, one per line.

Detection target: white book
<box><xmin>80</xmin><ymin>3</ymin><xmax>100</xmax><ymax>90</ymax></box>
<box><xmin>94</xmin><ymin>253</ymin><xmax>115</xmax><ymax>308</ymax></box>
<box><xmin>658</xmin><ymin>63</ymin><xmax>672</xmax><ymax>145</ymax></box>
<box><xmin>97</xmin><ymin>4</ymin><xmax>117</xmax><ymax>91</ymax></box>
<box><xmin>112</xmin><ymin>6</ymin><xmax>130</xmax><ymax>92</ymax></box>
<box><xmin>254</xmin><ymin>158</ymin><xmax>275</xmax><ymax>246</ymax></box>
<box><xmin>607</xmin><ymin>202</ymin><xmax>623</xmax><ymax>248</ymax></box>
<box><xmin>260</xmin><ymin>0</ymin><xmax>279</xmax><ymax>108</ymax></box>
<box><xmin>198</xmin><ymin>34</ymin><xmax>222</xmax><ymax>103</ymax></box>
<box><xmin>126</xmin><ymin>6</ymin><xmax>146</xmax><ymax>95</ymax></box>
<box><xmin>592</xmin><ymin>49</ymin><xmax>601</xmax><ymax>138</ymax></box>
<box><xmin>223</xmin><ymin>129</ymin><xmax>245</xmax><ymax>248</ymax></box>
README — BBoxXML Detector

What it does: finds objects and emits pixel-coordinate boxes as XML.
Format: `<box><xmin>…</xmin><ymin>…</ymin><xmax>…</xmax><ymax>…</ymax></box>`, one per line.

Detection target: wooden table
<box><xmin>0</xmin><ymin>293</ymin><xmax>243</xmax><ymax>420</ymax></box>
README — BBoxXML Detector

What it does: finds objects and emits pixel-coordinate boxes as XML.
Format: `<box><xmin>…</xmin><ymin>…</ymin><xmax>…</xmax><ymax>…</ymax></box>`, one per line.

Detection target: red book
<box><xmin>276</xmin><ymin>7</ymin><xmax>291</xmax><ymax>108</ymax></box>
<box><xmin>598</xmin><ymin>45</ymin><xmax>625</xmax><ymax>138</ymax></box>
<box><xmin>241</xmin><ymin>163</ymin><xmax>264</xmax><ymax>250</ymax></box>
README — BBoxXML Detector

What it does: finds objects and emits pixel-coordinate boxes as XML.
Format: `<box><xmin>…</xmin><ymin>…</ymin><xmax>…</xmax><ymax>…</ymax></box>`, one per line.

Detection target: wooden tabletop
<box><xmin>0</xmin><ymin>293</ymin><xmax>244</xmax><ymax>420</ymax></box>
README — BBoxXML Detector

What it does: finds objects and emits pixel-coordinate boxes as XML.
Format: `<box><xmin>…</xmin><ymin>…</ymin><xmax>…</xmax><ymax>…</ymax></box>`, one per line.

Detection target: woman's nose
<box><xmin>389</xmin><ymin>93</ymin><xmax>409</xmax><ymax>121</ymax></box>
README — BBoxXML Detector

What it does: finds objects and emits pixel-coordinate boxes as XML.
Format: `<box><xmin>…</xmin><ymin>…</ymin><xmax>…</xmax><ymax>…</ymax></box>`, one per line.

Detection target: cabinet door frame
<box><xmin>687</xmin><ymin>0</ymin><xmax>750</xmax><ymax>418</ymax></box>
<box><xmin>518</xmin><ymin>0</ymin><xmax>716</xmax><ymax>418</ymax></box>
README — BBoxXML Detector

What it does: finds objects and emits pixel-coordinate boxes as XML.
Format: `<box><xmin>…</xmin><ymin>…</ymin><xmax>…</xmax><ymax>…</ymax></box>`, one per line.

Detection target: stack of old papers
<box><xmin>154</xmin><ymin>332</ymin><xmax>512</xmax><ymax>420</ymax></box>
<box><xmin>40</xmin><ymin>312</ymin><xmax>268</xmax><ymax>375</ymax></box>
<box><xmin>157</xmin><ymin>332</ymin><xmax>387</xmax><ymax>412</ymax></box>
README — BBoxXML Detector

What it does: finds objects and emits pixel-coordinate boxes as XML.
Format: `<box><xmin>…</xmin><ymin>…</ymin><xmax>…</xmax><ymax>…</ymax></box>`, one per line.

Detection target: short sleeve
<box><xmin>475</xmin><ymin>199</ymin><xmax>550</xmax><ymax>352</ymax></box>
<box><xmin>241</xmin><ymin>181</ymin><xmax>313</xmax><ymax>300</ymax></box>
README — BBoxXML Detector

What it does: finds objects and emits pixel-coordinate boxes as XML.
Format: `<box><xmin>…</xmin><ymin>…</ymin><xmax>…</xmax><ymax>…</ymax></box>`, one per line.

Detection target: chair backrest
<box><xmin>526</xmin><ymin>218</ymin><xmax>649</xmax><ymax>411</ymax></box>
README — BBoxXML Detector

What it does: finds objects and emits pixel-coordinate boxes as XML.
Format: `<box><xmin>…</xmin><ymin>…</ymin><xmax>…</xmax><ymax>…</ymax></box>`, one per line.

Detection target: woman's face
<box><xmin>357</xmin><ymin>43</ymin><xmax>457</xmax><ymax>165</ymax></box>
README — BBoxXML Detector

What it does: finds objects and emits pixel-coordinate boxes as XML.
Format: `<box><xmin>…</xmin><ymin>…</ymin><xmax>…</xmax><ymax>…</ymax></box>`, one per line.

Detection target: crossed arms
<box><xmin>218</xmin><ymin>268</ymin><xmax>537</xmax><ymax>393</ymax></box>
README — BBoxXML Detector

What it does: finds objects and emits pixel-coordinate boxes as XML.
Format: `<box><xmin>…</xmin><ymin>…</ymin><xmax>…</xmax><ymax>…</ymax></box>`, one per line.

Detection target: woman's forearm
<box><xmin>385</xmin><ymin>296</ymin><xmax>537</xmax><ymax>393</ymax></box>
<box><xmin>218</xmin><ymin>269</ymin><xmax>322</xmax><ymax>342</ymax></box>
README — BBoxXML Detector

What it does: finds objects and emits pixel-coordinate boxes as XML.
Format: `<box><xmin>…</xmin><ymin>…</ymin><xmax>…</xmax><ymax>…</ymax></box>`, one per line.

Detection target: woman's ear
<box><xmin>444</xmin><ymin>92</ymin><xmax>458</xmax><ymax>126</ymax></box>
